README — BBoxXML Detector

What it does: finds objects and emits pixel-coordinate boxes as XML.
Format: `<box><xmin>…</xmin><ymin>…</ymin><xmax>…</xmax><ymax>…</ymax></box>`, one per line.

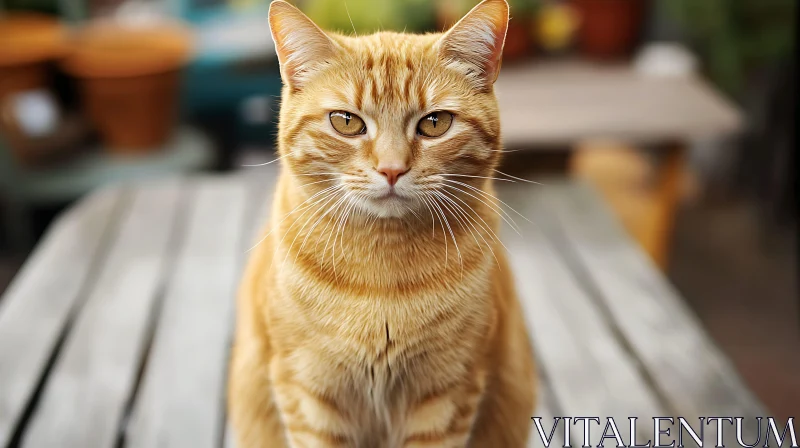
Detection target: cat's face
<box><xmin>270</xmin><ymin>0</ymin><xmax>509</xmax><ymax>218</ymax></box>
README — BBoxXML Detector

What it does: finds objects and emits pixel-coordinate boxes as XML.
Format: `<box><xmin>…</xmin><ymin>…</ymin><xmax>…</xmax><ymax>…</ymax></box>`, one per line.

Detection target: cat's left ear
<box><xmin>269</xmin><ymin>0</ymin><xmax>336</xmax><ymax>89</ymax></box>
<box><xmin>438</xmin><ymin>0</ymin><xmax>509</xmax><ymax>89</ymax></box>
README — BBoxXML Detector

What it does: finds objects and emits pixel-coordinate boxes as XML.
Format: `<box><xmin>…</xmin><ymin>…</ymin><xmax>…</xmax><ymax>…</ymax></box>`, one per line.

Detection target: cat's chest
<box><xmin>274</xmin><ymin>276</ymin><xmax>492</xmax><ymax>386</ymax></box>
<box><xmin>270</xmin><ymin>275</ymin><xmax>494</xmax><ymax>446</ymax></box>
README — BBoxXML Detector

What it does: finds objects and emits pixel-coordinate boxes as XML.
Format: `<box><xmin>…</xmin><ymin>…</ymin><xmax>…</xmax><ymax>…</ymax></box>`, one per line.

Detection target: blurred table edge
<box><xmin>495</xmin><ymin>59</ymin><xmax>744</xmax><ymax>269</ymax></box>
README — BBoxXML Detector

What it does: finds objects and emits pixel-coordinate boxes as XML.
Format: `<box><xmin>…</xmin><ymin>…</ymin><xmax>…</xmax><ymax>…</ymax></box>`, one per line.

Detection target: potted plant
<box><xmin>534</xmin><ymin>0</ymin><xmax>580</xmax><ymax>57</ymax></box>
<box><xmin>505</xmin><ymin>0</ymin><xmax>540</xmax><ymax>60</ymax></box>
<box><xmin>0</xmin><ymin>13</ymin><xmax>67</xmax><ymax>102</ymax></box>
<box><xmin>60</xmin><ymin>20</ymin><xmax>193</xmax><ymax>153</ymax></box>
<box><xmin>571</xmin><ymin>0</ymin><xmax>648</xmax><ymax>60</ymax></box>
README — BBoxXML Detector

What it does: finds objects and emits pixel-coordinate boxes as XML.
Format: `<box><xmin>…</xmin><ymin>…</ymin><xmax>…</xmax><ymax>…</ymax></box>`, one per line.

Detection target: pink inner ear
<box><xmin>486</xmin><ymin>18</ymin><xmax>508</xmax><ymax>81</ymax></box>
<box><xmin>441</xmin><ymin>0</ymin><xmax>510</xmax><ymax>84</ymax></box>
<box><xmin>268</xmin><ymin>1</ymin><xmax>335</xmax><ymax>88</ymax></box>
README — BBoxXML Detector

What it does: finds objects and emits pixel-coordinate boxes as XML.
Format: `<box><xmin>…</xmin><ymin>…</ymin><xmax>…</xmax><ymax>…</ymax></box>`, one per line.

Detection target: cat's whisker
<box><xmin>297</xmin><ymin>191</ymin><xmax>350</xmax><ymax>257</ymax></box>
<box><xmin>427</xmin><ymin>192</ymin><xmax>463</xmax><ymax>275</ymax></box>
<box><xmin>412</xmin><ymin>191</ymin><xmax>437</xmax><ymax>238</ymax></box>
<box><xmin>296</xmin><ymin>178</ymin><xmax>340</xmax><ymax>189</ymax></box>
<box><xmin>403</xmin><ymin>202</ymin><xmax>423</xmax><ymax>224</ymax></box>
<box><xmin>439</xmin><ymin>189</ymin><xmax>505</xmax><ymax>267</ymax></box>
<box><xmin>437</xmin><ymin>190</ymin><xmax>501</xmax><ymax>269</ymax></box>
<box><xmin>282</xmin><ymin>187</ymin><xmax>346</xmax><ymax>271</ymax></box>
<box><xmin>439</xmin><ymin>182</ymin><xmax>521</xmax><ymax>235</ymax></box>
<box><xmin>421</xmin><ymin>192</ymin><xmax>449</xmax><ymax>264</ymax></box>
<box><xmin>274</xmin><ymin>187</ymin><xmax>346</xmax><ymax>274</ymax></box>
<box><xmin>434</xmin><ymin>191</ymin><xmax>498</xmax><ymax>269</ymax></box>
<box><xmin>441</xmin><ymin>179</ymin><xmax>533</xmax><ymax>226</ymax></box>
<box><xmin>246</xmin><ymin>184</ymin><xmax>342</xmax><ymax>253</ymax></box>
<box><xmin>241</xmin><ymin>150</ymin><xmax>298</xmax><ymax>167</ymax></box>
<box><xmin>318</xmin><ymin>193</ymin><xmax>353</xmax><ymax>265</ymax></box>
<box><xmin>493</xmin><ymin>169</ymin><xmax>546</xmax><ymax>186</ymax></box>
<box><xmin>437</xmin><ymin>173</ymin><xmax>516</xmax><ymax>183</ymax></box>
<box><xmin>269</xmin><ymin>184</ymin><xmax>345</xmax><ymax>259</ymax></box>
<box><xmin>323</xmin><ymin>191</ymin><xmax>353</xmax><ymax>279</ymax></box>
<box><xmin>343</xmin><ymin>0</ymin><xmax>358</xmax><ymax>37</ymax></box>
<box><xmin>332</xmin><ymin>191</ymin><xmax>361</xmax><ymax>280</ymax></box>
<box><xmin>438</xmin><ymin>188</ymin><xmax>505</xmax><ymax>246</ymax></box>
<box><xmin>317</xmin><ymin>192</ymin><xmax>351</xmax><ymax>269</ymax></box>
<box><xmin>293</xmin><ymin>172</ymin><xmax>350</xmax><ymax>177</ymax></box>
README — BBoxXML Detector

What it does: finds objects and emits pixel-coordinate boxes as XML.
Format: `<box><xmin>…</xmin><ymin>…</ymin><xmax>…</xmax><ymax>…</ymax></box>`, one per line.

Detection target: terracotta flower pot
<box><xmin>503</xmin><ymin>21</ymin><xmax>534</xmax><ymax>62</ymax></box>
<box><xmin>0</xmin><ymin>14</ymin><xmax>67</xmax><ymax>101</ymax></box>
<box><xmin>572</xmin><ymin>0</ymin><xmax>646</xmax><ymax>60</ymax></box>
<box><xmin>61</xmin><ymin>23</ymin><xmax>192</xmax><ymax>154</ymax></box>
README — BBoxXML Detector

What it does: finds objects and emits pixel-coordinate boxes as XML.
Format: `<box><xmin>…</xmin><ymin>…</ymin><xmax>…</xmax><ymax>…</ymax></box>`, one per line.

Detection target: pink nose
<box><xmin>377</xmin><ymin>166</ymin><xmax>409</xmax><ymax>186</ymax></box>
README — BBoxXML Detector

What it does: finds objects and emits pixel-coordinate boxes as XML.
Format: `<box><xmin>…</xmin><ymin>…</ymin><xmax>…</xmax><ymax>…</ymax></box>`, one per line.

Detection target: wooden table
<box><xmin>495</xmin><ymin>60</ymin><xmax>743</xmax><ymax>268</ymax></box>
<box><xmin>0</xmin><ymin>170</ymin><xmax>766</xmax><ymax>448</ymax></box>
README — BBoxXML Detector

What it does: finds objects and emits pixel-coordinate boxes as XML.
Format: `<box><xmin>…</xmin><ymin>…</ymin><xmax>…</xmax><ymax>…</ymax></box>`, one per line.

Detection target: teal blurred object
<box><xmin>165</xmin><ymin>0</ymin><xmax>283</xmax><ymax>149</ymax></box>
<box><xmin>0</xmin><ymin>128</ymin><xmax>214</xmax><ymax>249</ymax></box>
<box><xmin>48</xmin><ymin>0</ymin><xmax>283</xmax><ymax>150</ymax></box>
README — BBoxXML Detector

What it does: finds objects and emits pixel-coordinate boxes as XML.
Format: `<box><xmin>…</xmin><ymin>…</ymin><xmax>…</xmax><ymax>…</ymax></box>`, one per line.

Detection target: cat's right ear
<box><xmin>438</xmin><ymin>0</ymin><xmax>509</xmax><ymax>89</ymax></box>
<box><xmin>269</xmin><ymin>0</ymin><xmax>336</xmax><ymax>89</ymax></box>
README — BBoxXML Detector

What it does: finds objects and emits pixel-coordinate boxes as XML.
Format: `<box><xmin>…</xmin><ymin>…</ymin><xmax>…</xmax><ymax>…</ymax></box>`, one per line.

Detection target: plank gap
<box><xmin>114</xmin><ymin>185</ymin><xmax>194</xmax><ymax>448</ymax></box>
<box><xmin>5</xmin><ymin>190</ymin><xmax>131</xmax><ymax>448</ymax></box>
<box><xmin>222</xmin><ymin>170</ymin><xmax>279</xmax><ymax>448</ymax></box>
<box><xmin>539</xmin><ymin>185</ymin><xmax>681</xmax><ymax>417</ymax></box>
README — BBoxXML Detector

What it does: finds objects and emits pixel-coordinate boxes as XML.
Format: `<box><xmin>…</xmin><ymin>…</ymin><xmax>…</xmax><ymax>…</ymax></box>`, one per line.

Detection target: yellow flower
<box><xmin>537</xmin><ymin>3</ymin><xmax>579</xmax><ymax>51</ymax></box>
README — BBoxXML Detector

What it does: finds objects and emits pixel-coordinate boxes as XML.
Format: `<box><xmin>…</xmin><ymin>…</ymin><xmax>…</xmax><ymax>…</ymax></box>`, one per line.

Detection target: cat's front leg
<box><xmin>401</xmin><ymin>376</ymin><xmax>487</xmax><ymax>448</ymax></box>
<box><xmin>269</xmin><ymin>359</ymin><xmax>355</xmax><ymax>448</ymax></box>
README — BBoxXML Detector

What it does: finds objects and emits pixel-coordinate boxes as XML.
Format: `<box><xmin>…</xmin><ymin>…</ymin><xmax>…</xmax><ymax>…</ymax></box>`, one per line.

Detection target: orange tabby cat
<box><xmin>228</xmin><ymin>0</ymin><xmax>536</xmax><ymax>446</ymax></box>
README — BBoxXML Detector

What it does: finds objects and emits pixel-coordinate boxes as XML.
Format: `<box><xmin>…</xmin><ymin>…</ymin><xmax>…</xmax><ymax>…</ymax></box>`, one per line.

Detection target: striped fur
<box><xmin>228</xmin><ymin>1</ymin><xmax>536</xmax><ymax>446</ymax></box>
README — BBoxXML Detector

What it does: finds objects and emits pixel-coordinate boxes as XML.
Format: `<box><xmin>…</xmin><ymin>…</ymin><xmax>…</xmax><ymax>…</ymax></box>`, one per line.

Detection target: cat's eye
<box><xmin>330</xmin><ymin>111</ymin><xmax>367</xmax><ymax>136</ymax></box>
<box><xmin>417</xmin><ymin>112</ymin><xmax>453</xmax><ymax>138</ymax></box>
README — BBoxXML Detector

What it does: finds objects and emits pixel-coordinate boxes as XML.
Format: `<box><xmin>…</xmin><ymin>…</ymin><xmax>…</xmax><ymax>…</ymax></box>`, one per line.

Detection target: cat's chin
<box><xmin>361</xmin><ymin>195</ymin><xmax>414</xmax><ymax>219</ymax></box>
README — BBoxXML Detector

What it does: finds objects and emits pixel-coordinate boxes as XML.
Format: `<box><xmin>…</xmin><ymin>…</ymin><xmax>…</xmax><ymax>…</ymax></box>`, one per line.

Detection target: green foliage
<box><xmin>451</xmin><ymin>0</ymin><xmax>540</xmax><ymax>18</ymax></box>
<box><xmin>300</xmin><ymin>0</ymin><xmax>437</xmax><ymax>34</ymax></box>
<box><xmin>662</xmin><ymin>0</ymin><xmax>795</xmax><ymax>99</ymax></box>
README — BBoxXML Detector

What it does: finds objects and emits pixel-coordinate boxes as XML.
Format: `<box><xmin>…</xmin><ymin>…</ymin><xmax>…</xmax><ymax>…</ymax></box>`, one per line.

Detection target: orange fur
<box><xmin>228</xmin><ymin>1</ymin><xmax>536</xmax><ymax>446</ymax></box>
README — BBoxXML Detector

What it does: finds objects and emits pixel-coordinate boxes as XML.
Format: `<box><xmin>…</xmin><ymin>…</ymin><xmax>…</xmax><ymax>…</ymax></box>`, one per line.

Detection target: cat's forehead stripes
<box><xmin>330</xmin><ymin>32</ymin><xmax>443</xmax><ymax>114</ymax></box>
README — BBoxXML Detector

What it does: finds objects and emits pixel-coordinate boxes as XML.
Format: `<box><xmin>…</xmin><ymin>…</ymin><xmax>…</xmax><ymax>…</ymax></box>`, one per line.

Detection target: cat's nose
<box><xmin>377</xmin><ymin>164</ymin><xmax>409</xmax><ymax>186</ymax></box>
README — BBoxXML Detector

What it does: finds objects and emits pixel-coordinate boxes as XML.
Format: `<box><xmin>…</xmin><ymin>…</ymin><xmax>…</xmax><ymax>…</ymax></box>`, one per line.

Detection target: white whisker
<box><xmin>438</xmin><ymin>173</ymin><xmax>516</xmax><ymax>183</ymax></box>
<box><xmin>427</xmin><ymin>193</ymin><xmax>463</xmax><ymax>276</ymax></box>
<box><xmin>247</xmin><ymin>183</ymin><xmax>342</xmax><ymax>253</ymax></box>
<box><xmin>493</xmin><ymin>169</ymin><xmax>546</xmax><ymax>185</ymax></box>
<box><xmin>436</xmin><ymin>190</ymin><xmax>500</xmax><ymax>268</ymax></box>
<box><xmin>441</xmin><ymin>179</ymin><xmax>532</xmax><ymax>225</ymax></box>
<box><xmin>281</xmin><ymin>188</ymin><xmax>345</xmax><ymax>272</ymax></box>
<box><xmin>344</xmin><ymin>0</ymin><xmax>358</xmax><ymax>37</ymax></box>
<box><xmin>440</xmin><ymin>181</ymin><xmax>522</xmax><ymax>233</ymax></box>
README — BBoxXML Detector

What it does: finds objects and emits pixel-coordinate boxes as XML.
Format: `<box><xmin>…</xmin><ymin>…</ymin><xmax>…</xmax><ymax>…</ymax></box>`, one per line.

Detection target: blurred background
<box><xmin>0</xmin><ymin>0</ymin><xmax>796</xmax><ymax>418</ymax></box>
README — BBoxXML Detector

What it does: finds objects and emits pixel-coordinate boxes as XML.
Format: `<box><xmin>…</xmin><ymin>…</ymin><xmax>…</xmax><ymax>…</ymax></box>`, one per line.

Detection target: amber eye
<box><xmin>417</xmin><ymin>112</ymin><xmax>453</xmax><ymax>138</ymax></box>
<box><xmin>330</xmin><ymin>111</ymin><xmax>366</xmax><ymax>136</ymax></box>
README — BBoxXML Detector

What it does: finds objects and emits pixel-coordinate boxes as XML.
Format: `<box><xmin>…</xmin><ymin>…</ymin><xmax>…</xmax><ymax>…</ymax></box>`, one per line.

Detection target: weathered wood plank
<box><xmin>22</xmin><ymin>180</ymin><xmax>185</xmax><ymax>448</ymax></box>
<box><xmin>537</xmin><ymin>180</ymin><xmax>767</xmax><ymax>438</ymax></box>
<box><xmin>0</xmin><ymin>189</ymin><xmax>123</xmax><ymax>447</ymax></box>
<box><xmin>500</xmin><ymin>184</ymin><xmax>665</xmax><ymax>446</ymax></box>
<box><xmin>223</xmin><ymin>167</ymin><xmax>280</xmax><ymax>448</ymax></box>
<box><xmin>126</xmin><ymin>177</ymin><xmax>249</xmax><ymax>448</ymax></box>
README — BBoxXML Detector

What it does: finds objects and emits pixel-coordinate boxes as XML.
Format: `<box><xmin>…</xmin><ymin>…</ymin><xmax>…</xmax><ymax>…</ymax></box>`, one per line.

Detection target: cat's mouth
<box><xmin>377</xmin><ymin>190</ymin><xmax>402</xmax><ymax>200</ymax></box>
<box><xmin>360</xmin><ymin>189</ymin><xmax>414</xmax><ymax>218</ymax></box>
